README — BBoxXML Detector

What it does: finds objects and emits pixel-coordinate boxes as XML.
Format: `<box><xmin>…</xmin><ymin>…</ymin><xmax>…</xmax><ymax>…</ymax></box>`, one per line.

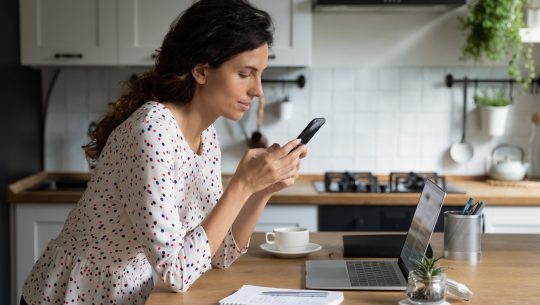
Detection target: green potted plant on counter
<box><xmin>475</xmin><ymin>88</ymin><xmax>512</xmax><ymax>136</ymax></box>
<box><xmin>459</xmin><ymin>0</ymin><xmax>536</xmax><ymax>87</ymax></box>
<box><xmin>406</xmin><ymin>256</ymin><xmax>447</xmax><ymax>305</ymax></box>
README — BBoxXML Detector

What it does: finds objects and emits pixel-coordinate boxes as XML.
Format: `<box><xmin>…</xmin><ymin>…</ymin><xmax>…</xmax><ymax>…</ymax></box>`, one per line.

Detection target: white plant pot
<box><xmin>480</xmin><ymin>105</ymin><xmax>510</xmax><ymax>136</ymax></box>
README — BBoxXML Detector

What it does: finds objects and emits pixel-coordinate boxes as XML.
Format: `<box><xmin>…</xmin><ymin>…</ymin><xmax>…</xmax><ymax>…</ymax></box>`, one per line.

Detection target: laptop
<box><xmin>306</xmin><ymin>179</ymin><xmax>446</xmax><ymax>290</ymax></box>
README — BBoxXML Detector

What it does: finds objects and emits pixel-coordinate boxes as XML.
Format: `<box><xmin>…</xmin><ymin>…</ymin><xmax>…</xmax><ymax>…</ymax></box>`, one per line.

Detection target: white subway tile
<box><xmin>310</xmin><ymin>90</ymin><xmax>332</xmax><ymax>116</ymax></box>
<box><xmin>376</xmin><ymin>113</ymin><xmax>399</xmax><ymax>135</ymax></box>
<box><xmin>332</xmin><ymin>91</ymin><xmax>355</xmax><ymax>114</ymax></box>
<box><xmin>399</xmin><ymin>90</ymin><xmax>422</xmax><ymax>113</ymax></box>
<box><xmin>311</xmin><ymin>68</ymin><xmax>333</xmax><ymax>90</ymax></box>
<box><xmin>377</xmin><ymin>68</ymin><xmax>400</xmax><ymax>90</ymax></box>
<box><xmin>332</xmin><ymin>112</ymin><xmax>355</xmax><ymax>135</ymax></box>
<box><xmin>355</xmin><ymin>68</ymin><xmax>378</xmax><ymax>90</ymax></box>
<box><xmin>354</xmin><ymin>113</ymin><xmax>377</xmax><ymax>134</ymax></box>
<box><xmin>400</xmin><ymin>68</ymin><xmax>423</xmax><ymax>89</ymax></box>
<box><xmin>333</xmin><ymin>68</ymin><xmax>356</xmax><ymax>90</ymax></box>
<box><xmin>332</xmin><ymin>134</ymin><xmax>355</xmax><ymax>157</ymax></box>
<box><xmin>355</xmin><ymin>90</ymin><xmax>378</xmax><ymax>113</ymax></box>
<box><xmin>377</xmin><ymin>90</ymin><xmax>400</xmax><ymax>113</ymax></box>
<box><xmin>399</xmin><ymin>135</ymin><xmax>421</xmax><ymax>157</ymax></box>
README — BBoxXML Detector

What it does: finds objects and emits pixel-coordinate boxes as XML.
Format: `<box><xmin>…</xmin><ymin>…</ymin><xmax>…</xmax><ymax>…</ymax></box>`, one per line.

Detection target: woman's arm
<box><xmin>201</xmin><ymin>139</ymin><xmax>305</xmax><ymax>257</ymax></box>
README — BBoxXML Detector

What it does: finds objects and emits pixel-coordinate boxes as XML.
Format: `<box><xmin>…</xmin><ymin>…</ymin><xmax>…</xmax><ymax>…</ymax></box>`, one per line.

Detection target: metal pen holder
<box><xmin>444</xmin><ymin>211</ymin><xmax>482</xmax><ymax>262</ymax></box>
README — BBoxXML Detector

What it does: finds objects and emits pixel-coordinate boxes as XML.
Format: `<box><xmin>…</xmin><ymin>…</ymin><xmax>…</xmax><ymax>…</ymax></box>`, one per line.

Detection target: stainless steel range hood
<box><xmin>313</xmin><ymin>0</ymin><xmax>466</xmax><ymax>13</ymax></box>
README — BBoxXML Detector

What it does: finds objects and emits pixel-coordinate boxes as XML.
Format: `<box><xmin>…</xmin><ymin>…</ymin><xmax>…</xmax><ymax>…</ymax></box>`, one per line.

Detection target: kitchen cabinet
<box><xmin>255</xmin><ymin>205</ymin><xmax>318</xmax><ymax>232</ymax></box>
<box><xmin>117</xmin><ymin>0</ymin><xmax>195</xmax><ymax>66</ymax></box>
<box><xmin>250</xmin><ymin>0</ymin><xmax>312</xmax><ymax>67</ymax></box>
<box><xmin>20</xmin><ymin>0</ymin><xmax>311</xmax><ymax>67</ymax></box>
<box><xmin>483</xmin><ymin>206</ymin><xmax>540</xmax><ymax>233</ymax></box>
<box><xmin>12</xmin><ymin>203</ymin><xmax>74</xmax><ymax>303</ymax></box>
<box><xmin>19</xmin><ymin>0</ymin><xmax>117</xmax><ymax>66</ymax></box>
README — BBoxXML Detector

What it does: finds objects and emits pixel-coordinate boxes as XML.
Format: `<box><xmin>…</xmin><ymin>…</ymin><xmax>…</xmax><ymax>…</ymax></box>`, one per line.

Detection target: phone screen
<box><xmin>297</xmin><ymin>118</ymin><xmax>326</xmax><ymax>145</ymax></box>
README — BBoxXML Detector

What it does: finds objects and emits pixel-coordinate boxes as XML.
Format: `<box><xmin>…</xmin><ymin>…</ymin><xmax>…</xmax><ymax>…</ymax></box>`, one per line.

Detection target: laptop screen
<box><xmin>399</xmin><ymin>179</ymin><xmax>446</xmax><ymax>275</ymax></box>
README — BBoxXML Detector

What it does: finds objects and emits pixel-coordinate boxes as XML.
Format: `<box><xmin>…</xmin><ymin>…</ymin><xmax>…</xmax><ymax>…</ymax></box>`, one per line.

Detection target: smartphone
<box><xmin>296</xmin><ymin>118</ymin><xmax>326</xmax><ymax>145</ymax></box>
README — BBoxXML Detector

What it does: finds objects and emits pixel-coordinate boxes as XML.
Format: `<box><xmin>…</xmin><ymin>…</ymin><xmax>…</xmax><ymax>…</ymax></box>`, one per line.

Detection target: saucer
<box><xmin>398</xmin><ymin>299</ymin><xmax>450</xmax><ymax>305</ymax></box>
<box><xmin>259</xmin><ymin>242</ymin><xmax>322</xmax><ymax>258</ymax></box>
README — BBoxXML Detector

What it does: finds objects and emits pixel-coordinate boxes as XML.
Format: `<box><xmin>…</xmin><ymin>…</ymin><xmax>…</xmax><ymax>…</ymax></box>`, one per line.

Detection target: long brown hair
<box><xmin>83</xmin><ymin>0</ymin><xmax>273</xmax><ymax>161</ymax></box>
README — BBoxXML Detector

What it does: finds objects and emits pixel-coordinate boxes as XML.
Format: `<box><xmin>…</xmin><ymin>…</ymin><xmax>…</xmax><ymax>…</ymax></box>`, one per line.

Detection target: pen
<box><xmin>462</xmin><ymin>197</ymin><xmax>473</xmax><ymax>215</ymax></box>
<box><xmin>261</xmin><ymin>291</ymin><xmax>328</xmax><ymax>297</ymax></box>
<box><xmin>467</xmin><ymin>201</ymin><xmax>479</xmax><ymax>215</ymax></box>
<box><xmin>473</xmin><ymin>201</ymin><xmax>485</xmax><ymax>215</ymax></box>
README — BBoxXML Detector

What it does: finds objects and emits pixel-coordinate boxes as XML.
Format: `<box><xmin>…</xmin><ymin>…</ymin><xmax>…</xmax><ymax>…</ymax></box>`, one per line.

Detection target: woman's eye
<box><xmin>239</xmin><ymin>73</ymin><xmax>251</xmax><ymax>78</ymax></box>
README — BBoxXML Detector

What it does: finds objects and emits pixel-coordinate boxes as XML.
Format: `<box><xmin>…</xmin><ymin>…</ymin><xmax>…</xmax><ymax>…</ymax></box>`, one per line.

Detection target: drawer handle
<box><xmin>268</xmin><ymin>54</ymin><xmax>276</xmax><ymax>60</ymax></box>
<box><xmin>54</xmin><ymin>53</ymin><xmax>83</xmax><ymax>59</ymax></box>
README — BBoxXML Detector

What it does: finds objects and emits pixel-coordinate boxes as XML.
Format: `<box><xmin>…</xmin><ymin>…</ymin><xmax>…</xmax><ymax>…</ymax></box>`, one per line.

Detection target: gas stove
<box><xmin>318</xmin><ymin>171</ymin><xmax>464</xmax><ymax>194</ymax></box>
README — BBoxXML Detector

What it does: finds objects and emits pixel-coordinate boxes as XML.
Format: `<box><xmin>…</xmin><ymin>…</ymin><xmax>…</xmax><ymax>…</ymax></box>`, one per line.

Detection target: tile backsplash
<box><xmin>43</xmin><ymin>67</ymin><xmax>539</xmax><ymax>175</ymax></box>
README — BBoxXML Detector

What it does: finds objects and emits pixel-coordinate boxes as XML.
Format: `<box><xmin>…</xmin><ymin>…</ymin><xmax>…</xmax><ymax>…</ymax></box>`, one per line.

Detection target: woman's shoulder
<box><xmin>129</xmin><ymin>101</ymin><xmax>176</xmax><ymax>132</ymax></box>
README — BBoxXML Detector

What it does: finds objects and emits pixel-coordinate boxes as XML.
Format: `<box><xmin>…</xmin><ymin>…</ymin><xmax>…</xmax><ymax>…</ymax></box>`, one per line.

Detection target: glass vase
<box><xmin>406</xmin><ymin>271</ymin><xmax>446</xmax><ymax>305</ymax></box>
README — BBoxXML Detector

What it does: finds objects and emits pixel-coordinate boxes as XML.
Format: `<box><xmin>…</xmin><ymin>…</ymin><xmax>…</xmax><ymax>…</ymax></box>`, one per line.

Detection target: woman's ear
<box><xmin>192</xmin><ymin>64</ymin><xmax>209</xmax><ymax>85</ymax></box>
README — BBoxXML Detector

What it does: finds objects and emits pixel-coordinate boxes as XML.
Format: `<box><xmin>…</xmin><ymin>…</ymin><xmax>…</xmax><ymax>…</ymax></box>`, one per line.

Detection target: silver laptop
<box><xmin>306</xmin><ymin>179</ymin><xmax>446</xmax><ymax>291</ymax></box>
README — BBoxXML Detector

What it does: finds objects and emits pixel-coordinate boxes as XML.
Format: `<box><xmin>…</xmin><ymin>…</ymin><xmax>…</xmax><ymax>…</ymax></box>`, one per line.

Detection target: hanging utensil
<box><xmin>249</xmin><ymin>95</ymin><xmax>268</xmax><ymax>148</ymax></box>
<box><xmin>450</xmin><ymin>77</ymin><xmax>475</xmax><ymax>163</ymax></box>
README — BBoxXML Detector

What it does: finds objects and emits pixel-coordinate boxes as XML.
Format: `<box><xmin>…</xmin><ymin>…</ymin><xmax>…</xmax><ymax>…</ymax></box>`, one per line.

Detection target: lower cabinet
<box><xmin>483</xmin><ymin>206</ymin><xmax>540</xmax><ymax>233</ymax></box>
<box><xmin>255</xmin><ymin>205</ymin><xmax>318</xmax><ymax>232</ymax></box>
<box><xmin>12</xmin><ymin>203</ymin><xmax>75</xmax><ymax>305</ymax></box>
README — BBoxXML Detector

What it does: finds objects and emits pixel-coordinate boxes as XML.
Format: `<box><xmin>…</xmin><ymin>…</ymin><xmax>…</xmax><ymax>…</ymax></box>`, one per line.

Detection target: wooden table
<box><xmin>146</xmin><ymin>232</ymin><xmax>540</xmax><ymax>305</ymax></box>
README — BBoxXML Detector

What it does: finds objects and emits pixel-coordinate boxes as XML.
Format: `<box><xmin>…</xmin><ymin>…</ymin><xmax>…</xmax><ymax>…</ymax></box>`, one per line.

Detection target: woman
<box><xmin>20</xmin><ymin>0</ymin><xmax>307</xmax><ymax>304</ymax></box>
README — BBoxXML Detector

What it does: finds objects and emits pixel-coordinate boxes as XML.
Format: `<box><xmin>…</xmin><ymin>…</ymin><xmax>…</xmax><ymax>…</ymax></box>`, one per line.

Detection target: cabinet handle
<box><xmin>268</xmin><ymin>54</ymin><xmax>276</xmax><ymax>60</ymax></box>
<box><xmin>54</xmin><ymin>53</ymin><xmax>83</xmax><ymax>59</ymax></box>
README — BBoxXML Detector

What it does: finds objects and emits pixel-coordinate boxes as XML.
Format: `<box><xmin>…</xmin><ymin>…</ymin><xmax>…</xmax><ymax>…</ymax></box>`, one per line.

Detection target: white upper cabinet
<box><xmin>251</xmin><ymin>0</ymin><xmax>311</xmax><ymax>67</ymax></box>
<box><xmin>117</xmin><ymin>0</ymin><xmax>195</xmax><ymax>66</ymax></box>
<box><xmin>19</xmin><ymin>0</ymin><xmax>312</xmax><ymax>67</ymax></box>
<box><xmin>20</xmin><ymin>0</ymin><xmax>117</xmax><ymax>66</ymax></box>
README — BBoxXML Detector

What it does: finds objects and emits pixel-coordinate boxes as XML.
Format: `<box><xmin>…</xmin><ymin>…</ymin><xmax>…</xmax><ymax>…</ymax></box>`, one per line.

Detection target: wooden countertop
<box><xmin>7</xmin><ymin>172</ymin><xmax>540</xmax><ymax>206</ymax></box>
<box><xmin>147</xmin><ymin>232</ymin><xmax>540</xmax><ymax>305</ymax></box>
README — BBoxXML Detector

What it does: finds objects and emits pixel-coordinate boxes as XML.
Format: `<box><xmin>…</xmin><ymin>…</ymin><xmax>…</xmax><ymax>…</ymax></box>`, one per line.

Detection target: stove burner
<box><xmin>322</xmin><ymin>171</ymin><xmax>448</xmax><ymax>193</ymax></box>
<box><xmin>324</xmin><ymin>172</ymin><xmax>378</xmax><ymax>193</ymax></box>
<box><xmin>389</xmin><ymin>172</ymin><xmax>446</xmax><ymax>193</ymax></box>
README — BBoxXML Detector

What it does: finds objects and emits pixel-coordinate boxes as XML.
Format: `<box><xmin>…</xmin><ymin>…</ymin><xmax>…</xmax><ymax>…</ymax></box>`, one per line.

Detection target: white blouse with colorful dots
<box><xmin>22</xmin><ymin>101</ymin><xmax>247</xmax><ymax>305</ymax></box>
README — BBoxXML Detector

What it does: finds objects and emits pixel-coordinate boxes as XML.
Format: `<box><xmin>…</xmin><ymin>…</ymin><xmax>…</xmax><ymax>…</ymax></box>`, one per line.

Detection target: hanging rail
<box><xmin>262</xmin><ymin>74</ymin><xmax>306</xmax><ymax>89</ymax></box>
<box><xmin>445</xmin><ymin>73</ymin><xmax>540</xmax><ymax>94</ymax></box>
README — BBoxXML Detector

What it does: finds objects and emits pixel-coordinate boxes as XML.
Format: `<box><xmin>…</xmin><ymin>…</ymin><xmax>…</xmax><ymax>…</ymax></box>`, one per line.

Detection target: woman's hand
<box><xmin>230</xmin><ymin>139</ymin><xmax>308</xmax><ymax>196</ymax></box>
<box><xmin>256</xmin><ymin>142</ymin><xmax>307</xmax><ymax>196</ymax></box>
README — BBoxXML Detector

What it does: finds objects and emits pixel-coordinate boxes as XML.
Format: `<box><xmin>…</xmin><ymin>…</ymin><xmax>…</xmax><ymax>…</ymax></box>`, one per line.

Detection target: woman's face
<box><xmin>197</xmin><ymin>43</ymin><xmax>268</xmax><ymax>121</ymax></box>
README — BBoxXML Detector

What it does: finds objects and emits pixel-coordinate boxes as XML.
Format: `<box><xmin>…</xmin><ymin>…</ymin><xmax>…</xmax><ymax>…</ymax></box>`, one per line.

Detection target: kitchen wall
<box><xmin>1</xmin><ymin>0</ymin><xmax>42</xmax><ymax>303</ymax></box>
<box><xmin>43</xmin><ymin>7</ymin><xmax>540</xmax><ymax>175</ymax></box>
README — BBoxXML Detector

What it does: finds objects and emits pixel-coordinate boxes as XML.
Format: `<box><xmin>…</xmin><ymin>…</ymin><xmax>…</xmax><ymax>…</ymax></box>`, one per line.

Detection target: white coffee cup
<box><xmin>265</xmin><ymin>227</ymin><xmax>309</xmax><ymax>252</ymax></box>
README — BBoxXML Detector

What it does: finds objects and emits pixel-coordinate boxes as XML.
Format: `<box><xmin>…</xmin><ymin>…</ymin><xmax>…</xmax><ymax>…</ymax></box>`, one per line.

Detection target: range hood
<box><xmin>313</xmin><ymin>0</ymin><xmax>466</xmax><ymax>13</ymax></box>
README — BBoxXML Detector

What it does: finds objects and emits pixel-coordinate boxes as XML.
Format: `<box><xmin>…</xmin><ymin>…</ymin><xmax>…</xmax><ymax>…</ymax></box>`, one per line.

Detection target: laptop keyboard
<box><xmin>346</xmin><ymin>261</ymin><xmax>403</xmax><ymax>287</ymax></box>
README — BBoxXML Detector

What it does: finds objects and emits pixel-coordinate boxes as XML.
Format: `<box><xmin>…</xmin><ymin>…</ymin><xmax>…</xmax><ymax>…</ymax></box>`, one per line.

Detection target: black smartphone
<box><xmin>296</xmin><ymin>118</ymin><xmax>326</xmax><ymax>145</ymax></box>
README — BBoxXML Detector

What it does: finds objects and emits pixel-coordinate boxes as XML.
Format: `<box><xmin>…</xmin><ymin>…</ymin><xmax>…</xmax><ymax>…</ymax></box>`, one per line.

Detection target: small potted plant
<box><xmin>458</xmin><ymin>0</ymin><xmax>536</xmax><ymax>87</ymax></box>
<box><xmin>475</xmin><ymin>88</ymin><xmax>512</xmax><ymax>136</ymax></box>
<box><xmin>406</xmin><ymin>256</ymin><xmax>447</xmax><ymax>305</ymax></box>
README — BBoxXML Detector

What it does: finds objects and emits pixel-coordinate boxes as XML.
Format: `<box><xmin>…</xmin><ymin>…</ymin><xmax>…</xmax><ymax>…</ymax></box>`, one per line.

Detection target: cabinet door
<box><xmin>20</xmin><ymin>0</ymin><xmax>117</xmax><ymax>66</ymax></box>
<box><xmin>118</xmin><ymin>0</ymin><xmax>195</xmax><ymax>66</ymax></box>
<box><xmin>14</xmin><ymin>203</ymin><xmax>74</xmax><ymax>302</ymax></box>
<box><xmin>483</xmin><ymin>206</ymin><xmax>540</xmax><ymax>233</ymax></box>
<box><xmin>251</xmin><ymin>0</ymin><xmax>311</xmax><ymax>67</ymax></box>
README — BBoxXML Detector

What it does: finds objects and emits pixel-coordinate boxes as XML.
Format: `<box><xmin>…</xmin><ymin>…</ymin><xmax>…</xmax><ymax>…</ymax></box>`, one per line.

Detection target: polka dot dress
<box><xmin>22</xmin><ymin>101</ymin><xmax>248</xmax><ymax>305</ymax></box>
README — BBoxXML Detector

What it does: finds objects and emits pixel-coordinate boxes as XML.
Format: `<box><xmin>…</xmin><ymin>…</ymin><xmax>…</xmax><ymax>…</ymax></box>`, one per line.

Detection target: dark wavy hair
<box><xmin>83</xmin><ymin>0</ymin><xmax>273</xmax><ymax>160</ymax></box>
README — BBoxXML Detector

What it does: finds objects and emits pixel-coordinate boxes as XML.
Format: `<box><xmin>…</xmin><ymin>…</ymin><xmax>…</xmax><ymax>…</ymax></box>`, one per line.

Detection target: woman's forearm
<box><xmin>231</xmin><ymin>191</ymin><xmax>272</xmax><ymax>248</ymax></box>
<box><xmin>201</xmin><ymin>179</ymin><xmax>251</xmax><ymax>256</ymax></box>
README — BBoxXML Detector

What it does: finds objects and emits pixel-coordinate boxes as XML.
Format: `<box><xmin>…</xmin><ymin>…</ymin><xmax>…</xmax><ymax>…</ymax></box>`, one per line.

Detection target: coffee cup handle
<box><xmin>265</xmin><ymin>232</ymin><xmax>276</xmax><ymax>244</ymax></box>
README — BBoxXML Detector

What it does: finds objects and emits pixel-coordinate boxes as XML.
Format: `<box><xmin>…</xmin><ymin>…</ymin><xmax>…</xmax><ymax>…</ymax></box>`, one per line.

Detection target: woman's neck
<box><xmin>164</xmin><ymin>101</ymin><xmax>213</xmax><ymax>154</ymax></box>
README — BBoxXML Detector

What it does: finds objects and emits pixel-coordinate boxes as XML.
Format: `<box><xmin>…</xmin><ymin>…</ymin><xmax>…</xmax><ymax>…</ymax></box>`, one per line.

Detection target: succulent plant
<box><xmin>411</xmin><ymin>256</ymin><xmax>446</xmax><ymax>280</ymax></box>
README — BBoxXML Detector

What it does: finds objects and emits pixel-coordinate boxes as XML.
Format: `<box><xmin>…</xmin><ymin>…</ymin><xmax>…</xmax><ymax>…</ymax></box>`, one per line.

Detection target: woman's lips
<box><xmin>238</xmin><ymin>101</ymin><xmax>251</xmax><ymax>111</ymax></box>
